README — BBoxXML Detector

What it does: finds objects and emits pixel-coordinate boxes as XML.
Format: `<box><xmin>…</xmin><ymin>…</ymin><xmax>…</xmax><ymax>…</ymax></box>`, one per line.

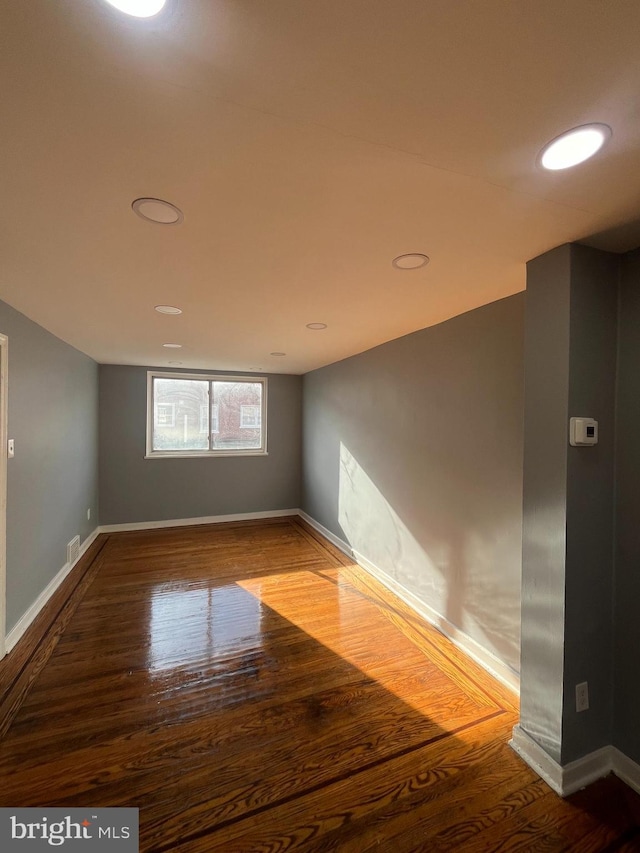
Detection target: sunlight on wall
<box><xmin>338</xmin><ymin>441</ymin><xmax>447</xmax><ymax>608</ymax></box>
<box><xmin>338</xmin><ymin>442</ymin><xmax>520</xmax><ymax>672</ymax></box>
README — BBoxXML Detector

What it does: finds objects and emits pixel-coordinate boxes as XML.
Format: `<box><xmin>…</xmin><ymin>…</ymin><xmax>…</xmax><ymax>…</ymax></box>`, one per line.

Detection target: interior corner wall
<box><xmin>302</xmin><ymin>293</ymin><xmax>525</xmax><ymax>674</ymax></box>
<box><xmin>614</xmin><ymin>247</ymin><xmax>640</xmax><ymax>765</ymax></box>
<box><xmin>0</xmin><ymin>300</ymin><xmax>99</xmax><ymax>635</ymax></box>
<box><xmin>98</xmin><ymin>365</ymin><xmax>302</xmax><ymax>525</ymax></box>
<box><xmin>520</xmin><ymin>243</ymin><xmax>618</xmax><ymax>769</ymax></box>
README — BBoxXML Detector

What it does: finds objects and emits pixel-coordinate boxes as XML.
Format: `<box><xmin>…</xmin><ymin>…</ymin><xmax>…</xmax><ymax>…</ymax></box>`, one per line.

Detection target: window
<box><xmin>200</xmin><ymin>403</ymin><xmax>219</xmax><ymax>434</ymax></box>
<box><xmin>147</xmin><ymin>372</ymin><xmax>267</xmax><ymax>457</ymax></box>
<box><xmin>155</xmin><ymin>402</ymin><xmax>175</xmax><ymax>428</ymax></box>
<box><xmin>240</xmin><ymin>404</ymin><xmax>261</xmax><ymax>429</ymax></box>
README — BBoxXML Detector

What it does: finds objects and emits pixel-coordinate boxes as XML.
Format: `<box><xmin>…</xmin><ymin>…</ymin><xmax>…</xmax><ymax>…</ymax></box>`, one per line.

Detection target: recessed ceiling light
<box><xmin>306</xmin><ymin>323</ymin><xmax>328</xmax><ymax>330</ymax></box>
<box><xmin>392</xmin><ymin>253</ymin><xmax>430</xmax><ymax>270</ymax></box>
<box><xmin>155</xmin><ymin>305</ymin><xmax>182</xmax><ymax>315</ymax></box>
<box><xmin>132</xmin><ymin>198</ymin><xmax>183</xmax><ymax>225</ymax></box>
<box><xmin>103</xmin><ymin>0</ymin><xmax>167</xmax><ymax>18</ymax></box>
<box><xmin>168</xmin><ymin>361</ymin><xmax>182</xmax><ymax>365</ymax></box>
<box><xmin>270</xmin><ymin>352</ymin><xmax>286</xmax><ymax>357</ymax></box>
<box><xmin>162</xmin><ymin>343</ymin><xmax>182</xmax><ymax>348</ymax></box>
<box><xmin>539</xmin><ymin>124</ymin><xmax>612</xmax><ymax>170</ymax></box>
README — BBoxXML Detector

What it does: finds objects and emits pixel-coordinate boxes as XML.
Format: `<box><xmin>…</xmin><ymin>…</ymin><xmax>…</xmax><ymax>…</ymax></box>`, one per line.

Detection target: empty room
<box><xmin>2</xmin><ymin>1</ymin><xmax>640</xmax><ymax>851</ymax></box>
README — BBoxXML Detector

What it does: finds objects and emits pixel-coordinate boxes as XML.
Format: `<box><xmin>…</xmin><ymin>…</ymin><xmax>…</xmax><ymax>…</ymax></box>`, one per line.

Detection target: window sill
<box><xmin>144</xmin><ymin>450</ymin><xmax>268</xmax><ymax>460</ymax></box>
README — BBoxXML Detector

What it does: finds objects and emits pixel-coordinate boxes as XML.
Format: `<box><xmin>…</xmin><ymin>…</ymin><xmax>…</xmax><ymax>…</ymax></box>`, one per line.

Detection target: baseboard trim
<box><xmin>611</xmin><ymin>747</ymin><xmax>640</xmax><ymax>796</ymax></box>
<box><xmin>296</xmin><ymin>511</ymin><xmax>354</xmax><ymax>559</ymax></box>
<box><xmin>510</xmin><ymin>725</ymin><xmax>640</xmax><ymax>798</ymax></box>
<box><xmin>98</xmin><ymin>508</ymin><xmax>299</xmax><ymax>534</ymax></box>
<box><xmin>510</xmin><ymin>725</ymin><xmax>612</xmax><ymax>796</ymax></box>
<box><xmin>5</xmin><ymin>528</ymin><xmax>100</xmax><ymax>653</ymax></box>
<box><xmin>354</xmin><ymin>547</ymin><xmax>520</xmax><ymax>695</ymax></box>
<box><xmin>298</xmin><ymin>511</ymin><xmax>519</xmax><ymax>695</ymax></box>
<box><xmin>0</xmin><ymin>533</ymin><xmax>107</xmax><ymax>738</ymax></box>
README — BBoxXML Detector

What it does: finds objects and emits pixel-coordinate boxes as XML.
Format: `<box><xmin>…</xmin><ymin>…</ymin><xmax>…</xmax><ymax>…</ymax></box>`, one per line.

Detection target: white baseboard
<box><xmin>510</xmin><ymin>725</ymin><xmax>568</xmax><ymax>795</ymax></box>
<box><xmin>510</xmin><ymin>725</ymin><xmax>640</xmax><ymax>798</ymax></box>
<box><xmin>353</xmin><ymin>547</ymin><xmax>520</xmax><ymax>695</ymax></box>
<box><xmin>98</xmin><ymin>508</ymin><xmax>299</xmax><ymax>533</ymax></box>
<box><xmin>297</xmin><ymin>511</ymin><xmax>354</xmax><ymax>558</ymax></box>
<box><xmin>510</xmin><ymin>724</ymin><xmax>612</xmax><ymax>796</ymax></box>
<box><xmin>5</xmin><ymin>527</ymin><xmax>100</xmax><ymax>653</ymax></box>
<box><xmin>611</xmin><ymin>747</ymin><xmax>640</xmax><ymax>796</ymax></box>
<box><xmin>299</xmin><ymin>511</ymin><xmax>519</xmax><ymax>695</ymax></box>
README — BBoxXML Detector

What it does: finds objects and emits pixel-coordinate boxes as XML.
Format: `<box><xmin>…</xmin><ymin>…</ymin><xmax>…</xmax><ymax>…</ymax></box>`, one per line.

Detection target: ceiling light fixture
<box><xmin>103</xmin><ymin>0</ymin><xmax>167</xmax><ymax>18</ymax></box>
<box><xmin>162</xmin><ymin>343</ymin><xmax>182</xmax><ymax>348</ymax></box>
<box><xmin>132</xmin><ymin>198</ymin><xmax>183</xmax><ymax>225</ymax></box>
<box><xmin>539</xmin><ymin>123</ymin><xmax>612</xmax><ymax>170</ymax></box>
<box><xmin>155</xmin><ymin>305</ymin><xmax>182</xmax><ymax>315</ymax></box>
<box><xmin>306</xmin><ymin>322</ymin><xmax>327</xmax><ymax>330</ymax></box>
<box><xmin>270</xmin><ymin>352</ymin><xmax>286</xmax><ymax>357</ymax></box>
<box><xmin>168</xmin><ymin>361</ymin><xmax>182</xmax><ymax>366</ymax></box>
<box><xmin>392</xmin><ymin>253</ymin><xmax>430</xmax><ymax>270</ymax></box>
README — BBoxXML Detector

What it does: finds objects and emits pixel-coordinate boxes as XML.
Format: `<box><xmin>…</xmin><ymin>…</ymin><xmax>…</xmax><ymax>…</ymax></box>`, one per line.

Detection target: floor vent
<box><xmin>67</xmin><ymin>535</ymin><xmax>80</xmax><ymax>566</ymax></box>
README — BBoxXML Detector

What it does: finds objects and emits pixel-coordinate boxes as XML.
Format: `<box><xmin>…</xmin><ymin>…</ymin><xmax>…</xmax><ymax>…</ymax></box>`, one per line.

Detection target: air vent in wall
<box><xmin>67</xmin><ymin>535</ymin><xmax>80</xmax><ymax>566</ymax></box>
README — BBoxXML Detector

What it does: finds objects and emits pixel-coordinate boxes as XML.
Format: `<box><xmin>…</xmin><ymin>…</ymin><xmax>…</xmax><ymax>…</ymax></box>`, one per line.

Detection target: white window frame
<box><xmin>199</xmin><ymin>403</ymin><xmax>219</xmax><ymax>434</ymax></box>
<box><xmin>240</xmin><ymin>404</ymin><xmax>261</xmax><ymax>429</ymax></box>
<box><xmin>155</xmin><ymin>401</ymin><xmax>176</xmax><ymax>428</ymax></box>
<box><xmin>146</xmin><ymin>372</ymin><xmax>268</xmax><ymax>459</ymax></box>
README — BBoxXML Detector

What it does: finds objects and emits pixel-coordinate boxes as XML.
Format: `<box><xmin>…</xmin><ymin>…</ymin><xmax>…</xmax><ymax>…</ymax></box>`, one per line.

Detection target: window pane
<box><xmin>153</xmin><ymin>378</ymin><xmax>209</xmax><ymax>451</ymax></box>
<box><xmin>211</xmin><ymin>381</ymin><xmax>263</xmax><ymax>450</ymax></box>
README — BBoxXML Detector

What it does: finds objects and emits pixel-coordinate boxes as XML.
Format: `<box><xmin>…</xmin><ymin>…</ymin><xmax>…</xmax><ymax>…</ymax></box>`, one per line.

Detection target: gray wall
<box><xmin>0</xmin><ymin>300</ymin><xmax>99</xmax><ymax>634</ymax></box>
<box><xmin>614</xmin><ymin>248</ymin><xmax>640</xmax><ymax>764</ymax></box>
<box><xmin>302</xmin><ymin>294</ymin><xmax>525</xmax><ymax>674</ymax></box>
<box><xmin>99</xmin><ymin>365</ymin><xmax>302</xmax><ymax>524</ymax></box>
<box><xmin>519</xmin><ymin>245</ymin><xmax>571</xmax><ymax>761</ymax></box>
<box><xmin>563</xmin><ymin>246</ymin><xmax>618</xmax><ymax>763</ymax></box>
<box><xmin>520</xmin><ymin>243</ymin><xmax>619</xmax><ymax>766</ymax></box>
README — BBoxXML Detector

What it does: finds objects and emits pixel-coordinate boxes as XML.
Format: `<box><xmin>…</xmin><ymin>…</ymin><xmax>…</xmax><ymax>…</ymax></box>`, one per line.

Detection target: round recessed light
<box><xmin>103</xmin><ymin>0</ymin><xmax>167</xmax><ymax>17</ymax></box>
<box><xmin>270</xmin><ymin>352</ymin><xmax>286</xmax><ymax>357</ymax></box>
<box><xmin>162</xmin><ymin>343</ymin><xmax>182</xmax><ymax>349</ymax></box>
<box><xmin>392</xmin><ymin>253</ymin><xmax>430</xmax><ymax>270</ymax></box>
<box><xmin>306</xmin><ymin>322</ymin><xmax>328</xmax><ymax>330</ymax></box>
<box><xmin>539</xmin><ymin>123</ymin><xmax>611</xmax><ymax>171</ymax></box>
<box><xmin>155</xmin><ymin>305</ymin><xmax>182</xmax><ymax>315</ymax></box>
<box><xmin>132</xmin><ymin>198</ymin><xmax>183</xmax><ymax>225</ymax></box>
<box><xmin>168</xmin><ymin>361</ymin><xmax>182</xmax><ymax>365</ymax></box>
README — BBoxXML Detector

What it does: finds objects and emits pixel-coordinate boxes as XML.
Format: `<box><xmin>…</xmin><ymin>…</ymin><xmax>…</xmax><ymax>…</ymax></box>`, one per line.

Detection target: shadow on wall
<box><xmin>338</xmin><ymin>443</ymin><xmax>521</xmax><ymax>673</ymax></box>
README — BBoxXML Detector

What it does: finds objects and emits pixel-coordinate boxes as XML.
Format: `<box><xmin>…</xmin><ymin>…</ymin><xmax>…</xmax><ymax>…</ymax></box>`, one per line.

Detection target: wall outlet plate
<box><xmin>576</xmin><ymin>681</ymin><xmax>589</xmax><ymax>712</ymax></box>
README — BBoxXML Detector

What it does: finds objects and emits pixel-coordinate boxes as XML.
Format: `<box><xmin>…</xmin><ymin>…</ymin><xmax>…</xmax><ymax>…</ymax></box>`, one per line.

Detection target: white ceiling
<box><xmin>2</xmin><ymin>0</ymin><xmax>640</xmax><ymax>374</ymax></box>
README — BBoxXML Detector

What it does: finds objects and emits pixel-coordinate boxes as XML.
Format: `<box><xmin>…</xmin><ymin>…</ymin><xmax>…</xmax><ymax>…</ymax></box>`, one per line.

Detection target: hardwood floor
<box><xmin>0</xmin><ymin>518</ymin><xmax>638</xmax><ymax>851</ymax></box>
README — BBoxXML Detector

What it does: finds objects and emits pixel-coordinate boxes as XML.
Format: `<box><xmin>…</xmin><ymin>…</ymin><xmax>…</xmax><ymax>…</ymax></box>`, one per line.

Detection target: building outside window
<box><xmin>147</xmin><ymin>372</ymin><xmax>267</xmax><ymax>457</ymax></box>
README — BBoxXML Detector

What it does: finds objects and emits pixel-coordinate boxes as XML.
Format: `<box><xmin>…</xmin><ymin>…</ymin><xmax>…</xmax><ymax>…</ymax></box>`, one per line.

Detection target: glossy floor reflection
<box><xmin>0</xmin><ymin>518</ymin><xmax>638</xmax><ymax>852</ymax></box>
<box><xmin>148</xmin><ymin>583</ymin><xmax>263</xmax><ymax>674</ymax></box>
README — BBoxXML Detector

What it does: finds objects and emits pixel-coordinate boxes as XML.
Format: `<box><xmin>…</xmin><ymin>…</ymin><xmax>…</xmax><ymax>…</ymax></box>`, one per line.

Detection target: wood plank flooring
<box><xmin>0</xmin><ymin>517</ymin><xmax>638</xmax><ymax>851</ymax></box>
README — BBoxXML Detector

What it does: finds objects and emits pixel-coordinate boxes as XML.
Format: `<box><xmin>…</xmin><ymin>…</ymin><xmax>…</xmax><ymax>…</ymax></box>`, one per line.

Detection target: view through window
<box><xmin>148</xmin><ymin>372</ymin><xmax>267</xmax><ymax>456</ymax></box>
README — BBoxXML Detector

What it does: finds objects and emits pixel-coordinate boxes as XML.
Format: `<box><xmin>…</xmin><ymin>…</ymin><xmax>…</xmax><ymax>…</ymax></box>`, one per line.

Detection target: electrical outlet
<box><xmin>576</xmin><ymin>681</ymin><xmax>589</xmax><ymax>713</ymax></box>
<box><xmin>87</xmin><ymin>508</ymin><xmax>91</xmax><ymax>521</ymax></box>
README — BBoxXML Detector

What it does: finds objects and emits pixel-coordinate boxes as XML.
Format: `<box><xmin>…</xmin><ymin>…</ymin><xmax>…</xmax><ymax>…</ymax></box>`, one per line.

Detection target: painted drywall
<box><xmin>520</xmin><ymin>243</ymin><xmax>618</xmax><ymax>766</ymax></box>
<box><xmin>562</xmin><ymin>245</ymin><xmax>618</xmax><ymax>764</ymax></box>
<box><xmin>302</xmin><ymin>294</ymin><xmax>524</xmax><ymax>674</ymax></box>
<box><xmin>614</xmin><ymin>247</ymin><xmax>640</xmax><ymax>765</ymax></box>
<box><xmin>519</xmin><ymin>245</ymin><xmax>571</xmax><ymax>763</ymax></box>
<box><xmin>99</xmin><ymin>366</ymin><xmax>301</xmax><ymax>524</ymax></box>
<box><xmin>0</xmin><ymin>300</ymin><xmax>99</xmax><ymax>634</ymax></box>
